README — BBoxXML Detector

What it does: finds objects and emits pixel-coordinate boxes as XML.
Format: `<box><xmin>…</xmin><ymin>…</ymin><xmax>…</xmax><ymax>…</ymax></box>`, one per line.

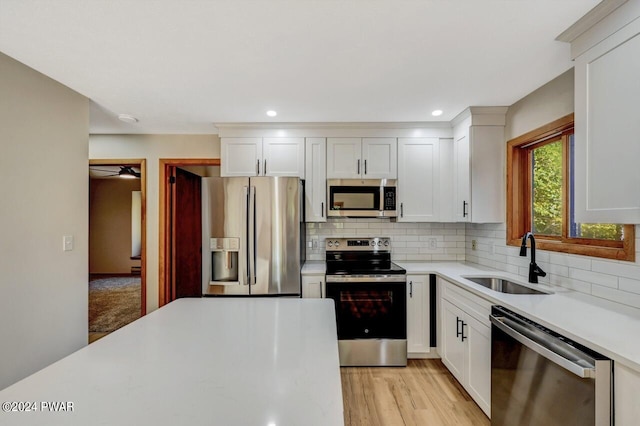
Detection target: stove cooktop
<box><xmin>326</xmin><ymin>261</ymin><xmax>406</xmax><ymax>276</ymax></box>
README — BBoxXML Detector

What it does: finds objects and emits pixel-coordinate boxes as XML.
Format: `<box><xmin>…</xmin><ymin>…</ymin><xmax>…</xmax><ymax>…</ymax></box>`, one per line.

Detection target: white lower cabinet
<box><xmin>301</xmin><ymin>274</ymin><xmax>325</xmax><ymax>298</ymax></box>
<box><xmin>406</xmin><ymin>275</ymin><xmax>431</xmax><ymax>357</ymax></box>
<box><xmin>439</xmin><ymin>278</ymin><xmax>491</xmax><ymax>417</ymax></box>
<box><xmin>615</xmin><ymin>363</ymin><xmax>640</xmax><ymax>426</ymax></box>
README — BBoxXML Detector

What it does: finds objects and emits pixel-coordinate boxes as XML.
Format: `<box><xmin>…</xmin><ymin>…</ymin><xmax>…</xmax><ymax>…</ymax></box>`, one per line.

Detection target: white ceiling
<box><xmin>0</xmin><ymin>0</ymin><xmax>600</xmax><ymax>134</ymax></box>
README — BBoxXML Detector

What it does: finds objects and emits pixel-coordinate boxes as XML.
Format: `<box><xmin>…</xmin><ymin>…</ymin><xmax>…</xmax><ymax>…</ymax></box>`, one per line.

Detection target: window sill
<box><xmin>506</xmin><ymin>237</ymin><xmax>635</xmax><ymax>262</ymax></box>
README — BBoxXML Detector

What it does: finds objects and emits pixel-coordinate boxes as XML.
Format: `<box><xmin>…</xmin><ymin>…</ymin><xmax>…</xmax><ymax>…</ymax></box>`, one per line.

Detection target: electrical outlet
<box><xmin>471</xmin><ymin>239</ymin><xmax>477</xmax><ymax>250</ymax></box>
<box><xmin>312</xmin><ymin>237</ymin><xmax>318</xmax><ymax>249</ymax></box>
<box><xmin>427</xmin><ymin>237</ymin><xmax>437</xmax><ymax>249</ymax></box>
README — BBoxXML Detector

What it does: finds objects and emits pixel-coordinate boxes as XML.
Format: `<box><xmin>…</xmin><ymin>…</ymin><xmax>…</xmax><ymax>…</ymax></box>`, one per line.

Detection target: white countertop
<box><xmin>0</xmin><ymin>298</ymin><xmax>344</xmax><ymax>426</ymax></box>
<box><xmin>396</xmin><ymin>261</ymin><xmax>640</xmax><ymax>372</ymax></box>
<box><xmin>301</xmin><ymin>261</ymin><xmax>326</xmax><ymax>275</ymax></box>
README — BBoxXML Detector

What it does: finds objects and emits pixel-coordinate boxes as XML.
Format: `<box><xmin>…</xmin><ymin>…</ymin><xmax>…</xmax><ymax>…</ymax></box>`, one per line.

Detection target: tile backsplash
<box><xmin>306</xmin><ymin>220</ymin><xmax>640</xmax><ymax>310</ymax></box>
<box><xmin>465</xmin><ymin>223</ymin><xmax>640</xmax><ymax>310</ymax></box>
<box><xmin>305</xmin><ymin>219</ymin><xmax>466</xmax><ymax>262</ymax></box>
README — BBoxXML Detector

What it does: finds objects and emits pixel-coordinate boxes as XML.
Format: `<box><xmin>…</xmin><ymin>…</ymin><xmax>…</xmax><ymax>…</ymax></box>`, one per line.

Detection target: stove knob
<box><xmin>327</xmin><ymin>241</ymin><xmax>333</xmax><ymax>248</ymax></box>
<box><xmin>377</xmin><ymin>241</ymin><xmax>382</xmax><ymax>246</ymax></box>
<box><xmin>370</xmin><ymin>241</ymin><xmax>375</xmax><ymax>246</ymax></box>
<box><xmin>384</xmin><ymin>240</ymin><xmax>389</xmax><ymax>247</ymax></box>
<box><xmin>334</xmin><ymin>241</ymin><xmax>340</xmax><ymax>247</ymax></box>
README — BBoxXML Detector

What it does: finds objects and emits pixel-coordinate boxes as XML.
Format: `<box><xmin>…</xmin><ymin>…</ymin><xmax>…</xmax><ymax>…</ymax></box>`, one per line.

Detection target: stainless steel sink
<box><xmin>463</xmin><ymin>276</ymin><xmax>551</xmax><ymax>295</ymax></box>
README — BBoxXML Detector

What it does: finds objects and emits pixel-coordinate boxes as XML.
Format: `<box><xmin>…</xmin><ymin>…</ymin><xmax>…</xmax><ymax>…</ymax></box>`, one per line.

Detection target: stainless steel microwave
<box><xmin>327</xmin><ymin>179</ymin><xmax>397</xmax><ymax>218</ymax></box>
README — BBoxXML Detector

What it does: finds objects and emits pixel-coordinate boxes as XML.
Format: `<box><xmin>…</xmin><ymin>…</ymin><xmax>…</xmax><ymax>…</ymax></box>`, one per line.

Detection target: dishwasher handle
<box><xmin>490</xmin><ymin>314</ymin><xmax>596</xmax><ymax>379</ymax></box>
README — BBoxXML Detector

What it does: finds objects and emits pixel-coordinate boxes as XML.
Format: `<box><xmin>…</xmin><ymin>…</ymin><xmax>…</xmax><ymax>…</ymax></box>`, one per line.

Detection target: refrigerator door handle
<box><xmin>243</xmin><ymin>185</ymin><xmax>251</xmax><ymax>285</ymax></box>
<box><xmin>248</xmin><ymin>185</ymin><xmax>257</xmax><ymax>286</ymax></box>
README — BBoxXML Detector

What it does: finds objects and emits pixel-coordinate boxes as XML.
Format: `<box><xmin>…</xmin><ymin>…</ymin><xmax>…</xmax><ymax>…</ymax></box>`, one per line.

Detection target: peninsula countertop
<box><xmin>0</xmin><ymin>298</ymin><xmax>344</xmax><ymax>426</ymax></box>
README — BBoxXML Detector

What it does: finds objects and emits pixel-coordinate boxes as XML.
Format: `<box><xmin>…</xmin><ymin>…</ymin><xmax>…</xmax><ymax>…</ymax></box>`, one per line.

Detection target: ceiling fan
<box><xmin>90</xmin><ymin>166</ymin><xmax>141</xmax><ymax>179</ymax></box>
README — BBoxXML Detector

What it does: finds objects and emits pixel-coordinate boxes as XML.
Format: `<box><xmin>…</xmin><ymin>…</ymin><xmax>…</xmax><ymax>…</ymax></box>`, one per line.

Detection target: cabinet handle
<box><xmin>321</xmin><ymin>202</ymin><xmax>324</xmax><ymax>218</ymax></box>
<box><xmin>256</xmin><ymin>159</ymin><xmax>260</xmax><ymax>176</ymax></box>
<box><xmin>320</xmin><ymin>281</ymin><xmax>323</xmax><ymax>298</ymax></box>
<box><xmin>400</xmin><ymin>203</ymin><xmax>404</xmax><ymax>218</ymax></box>
<box><xmin>461</xmin><ymin>321</ymin><xmax>467</xmax><ymax>342</ymax></box>
<box><xmin>364</xmin><ymin>159</ymin><xmax>367</xmax><ymax>175</ymax></box>
<box><xmin>456</xmin><ymin>317</ymin><xmax>462</xmax><ymax>339</ymax></box>
<box><xmin>264</xmin><ymin>159</ymin><xmax>267</xmax><ymax>175</ymax></box>
<box><xmin>463</xmin><ymin>201</ymin><xmax>468</xmax><ymax>217</ymax></box>
<box><xmin>357</xmin><ymin>159</ymin><xmax>360</xmax><ymax>175</ymax></box>
<box><xmin>409</xmin><ymin>281</ymin><xmax>413</xmax><ymax>298</ymax></box>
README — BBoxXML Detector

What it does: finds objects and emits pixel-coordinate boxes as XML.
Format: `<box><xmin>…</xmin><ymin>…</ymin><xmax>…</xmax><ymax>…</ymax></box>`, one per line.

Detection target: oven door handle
<box><xmin>490</xmin><ymin>315</ymin><xmax>595</xmax><ymax>378</ymax></box>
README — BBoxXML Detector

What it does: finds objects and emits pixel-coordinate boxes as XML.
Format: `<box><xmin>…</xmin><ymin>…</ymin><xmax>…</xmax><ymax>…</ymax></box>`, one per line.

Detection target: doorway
<box><xmin>88</xmin><ymin>159</ymin><xmax>147</xmax><ymax>343</ymax></box>
<box><xmin>159</xmin><ymin>159</ymin><xmax>220</xmax><ymax>306</ymax></box>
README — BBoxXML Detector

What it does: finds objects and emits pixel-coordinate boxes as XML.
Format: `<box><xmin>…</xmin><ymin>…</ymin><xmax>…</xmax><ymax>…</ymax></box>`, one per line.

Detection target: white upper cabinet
<box><xmin>451</xmin><ymin>108</ymin><xmax>506</xmax><ymax>223</ymax></box>
<box><xmin>221</xmin><ymin>137</ymin><xmax>263</xmax><ymax>177</ymax></box>
<box><xmin>572</xmin><ymin>13</ymin><xmax>640</xmax><ymax>223</ymax></box>
<box><xmin>262</xmin><ymin>138</ymin><xmax>305</xmax><ymax>177</ymax></box>
<box><xmin>327</xmin><ymin>137</ymin><xmax>397</xmax><ymax>179</ymax></box>
<box><xmin>362</xmin><ymin>138</ymin><xmax>397</xmax><ymax>178</ymax></box>
<box><xmin>397</xmin><ymin>138</ymin><xmax>440</xmax><ymax>221</ymax></box>
<box><xmin>221</xmin><ymin>137</ymin><xmax>304</xmax><ymax>177</ymax></box>
<box><xmin>305</xmin><ymin>138</ymin><xmax>327</xmax><ymax>222</ymax></box>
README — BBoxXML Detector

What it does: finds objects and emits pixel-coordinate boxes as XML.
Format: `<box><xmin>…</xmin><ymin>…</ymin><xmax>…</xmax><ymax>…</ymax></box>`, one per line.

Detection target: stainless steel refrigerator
<box><xmin>201</xmin><ymin>177</ymin><xmax>305</xmax><ymax>296</ymax></box>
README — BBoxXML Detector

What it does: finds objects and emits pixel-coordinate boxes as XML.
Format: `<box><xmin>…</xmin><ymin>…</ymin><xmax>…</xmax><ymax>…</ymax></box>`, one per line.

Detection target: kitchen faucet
<box><xmin>519</xmin><ymin>232</ymin><xmax>547</xmax><ymax>283</ymax></box>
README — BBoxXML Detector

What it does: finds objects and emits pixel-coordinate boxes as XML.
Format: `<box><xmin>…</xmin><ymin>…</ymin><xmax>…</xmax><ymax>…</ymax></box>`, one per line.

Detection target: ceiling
<box><xmin>0</xmin><ymin>0</ymin><xmax>600</xmax><ymax>134</ymax></box>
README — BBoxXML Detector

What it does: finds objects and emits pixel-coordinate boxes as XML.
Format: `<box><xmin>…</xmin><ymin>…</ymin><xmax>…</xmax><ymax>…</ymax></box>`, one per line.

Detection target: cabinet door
<box><xmin>615</xmin><ymin>363</ymin><xmax>640</xmax><ymax>426</ymax></box>
<box><xmin>440</xmin><ymin>299</ymin><xmax>465</xmax><ymax>383</ymax></box>
<box><xmin>453</xmin><ymin>130</ymin><xmax>470</xmax><ymax>222</ymax></box>
<box><xmin>262</xmin><ymin>137</ymin><xmax>305</xmax><ymax>177</ymax></box>
<box><xmin>469</xmin><ymin>126</ymin><xmax>505</xmax><ymax>223</ymax></box>
<box><xmin>301</xmin><ymin>275</ymin><xmax>325</xmax><ymax>298</ymax></box>
<box><xmin>407</xmin><ymin>275</ymin><xmax>430</xmax><ymax>355</ymax></box>
<box><xmin>465</xmin><ymin>314</ymin><xmax>491</xmax><ymax>417</ymax></box>
<box><xmin>305</xmin><ymin>138</ymin><xmax>327</xmax><ymax>222</ymax></box>
<box><xmin>221</xmin><ymin>138</ymin><xmax>262</xmax><ymax>177</ymax></box>
<box><xmin>362</xmin><ymin>138</ymin><xmax>397</xmax><ymax>179</ymax></box>
<box><xmin>327</xmin><ymin>138</ymin><xmax>362</xmax><ymax>179</ymax></box>
<box><xmin>574</xmin><ymin>20</ymin><xmax>640</xmax><ymax>223</ymax></box>
<box><xmin>397</xmin><ymin>138</ymin><xmax>440</xmax><ymax>222</ymax></box>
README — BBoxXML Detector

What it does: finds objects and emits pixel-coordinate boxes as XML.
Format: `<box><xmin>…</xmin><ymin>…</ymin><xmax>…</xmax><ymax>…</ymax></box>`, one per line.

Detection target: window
<box><xmin>507</xmin><ymin>114</ymin><xmax>635</xmax><ymax>261</ymax></box>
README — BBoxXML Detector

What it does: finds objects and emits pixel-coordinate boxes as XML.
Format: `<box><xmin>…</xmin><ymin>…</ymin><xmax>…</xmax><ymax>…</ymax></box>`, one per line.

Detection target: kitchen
<box><xmin>1</xmin><ymin>1</ymin><xmax>640</xmax><ymax>425</ymax></box>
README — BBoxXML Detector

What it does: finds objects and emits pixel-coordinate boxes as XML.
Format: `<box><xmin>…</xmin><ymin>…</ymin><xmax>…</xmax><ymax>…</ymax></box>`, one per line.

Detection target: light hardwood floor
<box><xmin>341</xmin><ymin>359</ymin><xmax>490</xmax><ymax>426</ymax></box>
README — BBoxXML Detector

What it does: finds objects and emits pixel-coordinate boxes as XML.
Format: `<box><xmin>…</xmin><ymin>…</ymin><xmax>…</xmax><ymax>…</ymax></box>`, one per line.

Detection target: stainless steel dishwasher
<box><xmin>490</xmin><ymin>305</ymin><xmax>612</xmax><ymax>426</ymax></box>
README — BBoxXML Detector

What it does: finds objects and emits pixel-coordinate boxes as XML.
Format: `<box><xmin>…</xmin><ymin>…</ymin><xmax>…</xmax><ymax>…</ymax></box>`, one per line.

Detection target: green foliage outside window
<box><xmin>532</xmin><ymin>141</ymin><xmax>562</xmax><ymax>236</ymax></box>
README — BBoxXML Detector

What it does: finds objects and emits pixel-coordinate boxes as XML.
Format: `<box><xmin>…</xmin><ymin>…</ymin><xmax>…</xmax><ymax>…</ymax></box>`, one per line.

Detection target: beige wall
<box><xmin>89</xmin><ymin>134</ymin><xmax>220</xmax><ymax>311</ymax></box>
<box><xmin>89</xmin><ymin>178</ymin><xmax>141</xmax><ymax>274</ymax></box>
<box><xmin>505</xmin><ymin>68</ymin><xmax>574</xmax><ymax>140</ymax></box>
<box><xmin>0</xmin><ymin>53</ymin><xmax>89</xmax><ymax>389</ymax></box>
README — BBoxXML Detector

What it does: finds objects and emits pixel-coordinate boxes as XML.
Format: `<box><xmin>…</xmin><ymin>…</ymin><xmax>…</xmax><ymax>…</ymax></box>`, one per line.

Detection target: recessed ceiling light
<box><xmin>266</xmin><ymin>110</ymin><xmax>277</xmax><ymax>117</ymax></box>
<box><xmin>118</xmin><ymin>114</ymin><xmax>139</xmax><ymax>123</ymax></box>
<box><xmin>431</xmin><ymin>110</ymin><xmax>443</xmax><ymax>117</ymax></box>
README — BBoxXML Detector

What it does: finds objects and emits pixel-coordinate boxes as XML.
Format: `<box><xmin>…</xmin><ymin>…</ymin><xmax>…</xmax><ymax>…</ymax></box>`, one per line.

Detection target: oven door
<box><xmin>326</xmin><ymin>276</ymin><xmax>406</xmax><ymax>340</ymax></box>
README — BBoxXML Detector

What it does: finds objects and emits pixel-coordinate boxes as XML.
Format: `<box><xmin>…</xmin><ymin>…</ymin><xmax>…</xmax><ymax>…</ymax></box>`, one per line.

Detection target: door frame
<box><xmin>159</xmin><ymin>159</ymin><xmax>220</xmax><ymax>307</ymax></box>
<box><xmin>89</xmin><ymin>158</ymin><xmax>147</xmax><ymax>316</ymax></box>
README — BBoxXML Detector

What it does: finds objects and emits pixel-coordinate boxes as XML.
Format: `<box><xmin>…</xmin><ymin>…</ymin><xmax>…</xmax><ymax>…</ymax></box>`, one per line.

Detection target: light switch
<box><xmin>63</xmin><ymin>235</ymin><xmax>74</xmax><ymax>251</ymax></box>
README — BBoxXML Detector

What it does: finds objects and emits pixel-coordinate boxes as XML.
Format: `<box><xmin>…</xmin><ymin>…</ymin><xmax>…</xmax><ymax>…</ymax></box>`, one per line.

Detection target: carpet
<box><xmin>89</xmin><ymin>276</ymin><xmax>141</xmax><ymax>333</ymax></box>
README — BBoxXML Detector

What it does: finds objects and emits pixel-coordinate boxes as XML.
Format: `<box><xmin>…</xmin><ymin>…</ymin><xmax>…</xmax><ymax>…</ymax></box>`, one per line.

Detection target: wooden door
<box><xmin>172</xmin><ymin>167</ymin><xmax>202</xmax><ymax>299</ymax></box>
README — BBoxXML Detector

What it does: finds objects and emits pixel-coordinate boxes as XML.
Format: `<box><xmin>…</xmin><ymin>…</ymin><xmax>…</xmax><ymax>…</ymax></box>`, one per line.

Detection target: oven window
<box><xmin>327</xmin><ymin>282</ymin><xmax>406</xmax><ymax>340</ymax></box>
<box><xmin>330</xmin><ymin>186</ymin><xmax>380</xmax><ymax>210</ymax></box>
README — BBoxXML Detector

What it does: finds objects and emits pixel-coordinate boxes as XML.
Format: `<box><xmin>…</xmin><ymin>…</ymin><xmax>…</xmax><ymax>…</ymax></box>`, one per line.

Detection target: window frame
<box><xmin>506</xmin><ymin>113</ymin><xmax>635</xmax><ymax>261</ymax></box>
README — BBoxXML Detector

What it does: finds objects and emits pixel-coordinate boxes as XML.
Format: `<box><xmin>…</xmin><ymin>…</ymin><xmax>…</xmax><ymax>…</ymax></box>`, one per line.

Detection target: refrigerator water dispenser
<box><xmin>210</xmin><ymin>237</ymin><xmax>239</xmax><ymax>284</ymax></box>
